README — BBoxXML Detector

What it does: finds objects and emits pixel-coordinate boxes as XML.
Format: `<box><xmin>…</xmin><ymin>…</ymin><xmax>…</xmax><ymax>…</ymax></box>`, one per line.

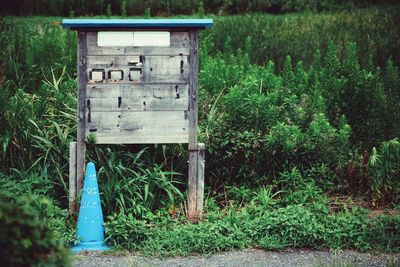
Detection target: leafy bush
<box><xmin>1</xmin><ymin>0</ymin><xmax>397</xmax><ymax>16</ymax></box>
<box><xmin>0</xmin><ymin>172</ymin><xmax>54</xmax><ymax>201</ymax></box>
<box><xmin>0</xmin><ymin>11</ymin><xmax>400</xmax><ymax>255</ymax></box>
<box><xmin>105</xmin><ymin>213</ymin><xmax>149</xmax><ymax>251</ymax></box>
<box><xmin>0</xmin><ymin>174</ymin><xmax>78</xmax><ymax>247</ymax></box>
<box><xmin>204</xmin><ymin>7</ymin><xmax>400</xmax><ymax>68</ymax></box>
<box><xmin>3</xmin><ymin>15</ymin><xmax>399</xmax><ymax>207</ymax></box>
<box><xmin>0</xmin><ymin>197</ymin><xmax>71</xmax><ymax>266</ymax></box>
<box><xmin>323</xmin><ymin>209</ymin><xmax>371</xmax><ymax>250</ymax></box>
<box><xmin>254</xmin><ymin>204</ymin><xmax>324</xmax><ymax>248</ymax></box>
<box><xmin>105</xmin><ymin>187</ymin><xmax>400</xmax><ymax>255</ymax></box>
<box><xmin>277</xmin><ymin>168</ymin><xmax>329</xmax><ymax>208</ymax></box>
<box><xmin>0</xmin><ymin>14</ymin><xmax>399</xmax><ymax>210</ymax></box>
<box><xmin>202</xmin><ymin>50</ymin><xmax>352</xmax><ymax>185</ymax></box>
<box><xmin>368</xmin><ymin>139</ymin><xmax>400</xmax><ymax>206</ymax></box>
<box><xmin>366</xmin><ymin>214</ymin><xmax>400</xmax><ymax>252</ymax></box>
<box><xmin>89</xmin><ymin>147</ymin><xmax>184</xmax><ymax>216</ymax></box>
<box><xmin>22</xmin><ymin>195</ymin><xmax>78</xmax><ymax>247</ymax></box>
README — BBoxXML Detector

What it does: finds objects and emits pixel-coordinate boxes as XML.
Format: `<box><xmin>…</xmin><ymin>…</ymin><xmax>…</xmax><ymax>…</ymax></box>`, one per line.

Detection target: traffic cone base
<box><xmin>71</xmin><ymin>162</ymin><xmax>109</xmax><ymax>252</ymax></box>
<box><xmin>71</xmin><ymin>241</ymin><xmax>109</xmax><ymax>252</ymax></box>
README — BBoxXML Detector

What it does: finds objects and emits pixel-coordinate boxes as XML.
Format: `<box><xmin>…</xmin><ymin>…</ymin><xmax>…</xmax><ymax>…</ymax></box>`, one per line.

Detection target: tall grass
<box><xmin>203</xmin><ymin>6</ymin><xmax>400</xmax><ymax>69</ymax></box>
<box><xmin>0</xmin><ymin>8</ymin><xmax>399</xmax><ymax>211</ymax></box>
<box><xmin>1</xmin><ymin>0</ymin><xmax>397</xmax><ymax>16</ymax></box>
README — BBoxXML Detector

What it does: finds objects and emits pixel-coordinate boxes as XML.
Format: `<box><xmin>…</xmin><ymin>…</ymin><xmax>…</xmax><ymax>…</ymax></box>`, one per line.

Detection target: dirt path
<box><xmin>73</xmin><ymin>249</ymin><xmax>400</xmax><ymax>267</ymax></box>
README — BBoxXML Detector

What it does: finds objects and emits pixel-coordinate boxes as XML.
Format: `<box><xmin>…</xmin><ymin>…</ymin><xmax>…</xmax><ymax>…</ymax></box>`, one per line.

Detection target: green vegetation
<box><xmin>205</xmin><ymin>7</ymin><xmax>400</xmax><ymax>69</ymax></box>
<box><xmin>1</xmin><ymin>0</ymin><xmax>397</xmax><ymax>17</ymax></box>
<box><xmin>0</xmin><ymin>196</ymin><xmax>71</xmax><ymax>266</ymax></box>
<box><xmin>0</xmin><ymin>5</ymin><xmax>399</xmax><ymax>257</ymax></box>
<box><xmin>105</xmin><ymin>189</ymin><xmax>400</xmax><ymax>255</ymax></box>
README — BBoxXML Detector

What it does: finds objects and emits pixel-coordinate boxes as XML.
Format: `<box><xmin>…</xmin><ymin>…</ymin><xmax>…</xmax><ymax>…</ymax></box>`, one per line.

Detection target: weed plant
<box><xmin>0</xmin><ymin>195</ymin><xmax>72</xmax><ymax>266</ymax></box>
<box><xmin>105</xmin><ymin>180</ymin><xmax>400</xmax><ymax>255</ymax></box>
<box><xmin>0</xmin><ymin>9</ymin><xmax>399</xmax><ymax>254</ymax></box>
<box><xmin>1</xmin><ymin>0</ymin><xmax>397</xmax><ymax>16</ymax></box>
<box><xmin>204</xmin><ymin>6</ymin><xmax>400</xmax><ymax>69</ymax></box>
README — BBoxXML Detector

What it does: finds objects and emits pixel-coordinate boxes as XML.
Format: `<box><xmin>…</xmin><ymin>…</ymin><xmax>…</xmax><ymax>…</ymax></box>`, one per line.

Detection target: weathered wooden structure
<box><xmin>62</xmin><ymin>19</ymin><xmax>213</xmax><ymax>220</ymax></box>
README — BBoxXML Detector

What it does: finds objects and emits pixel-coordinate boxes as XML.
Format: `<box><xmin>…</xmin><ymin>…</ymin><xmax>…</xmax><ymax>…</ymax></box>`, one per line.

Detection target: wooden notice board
<box><xmin>63</xmin><ymin>19</ymin><xmax>213</xmax><ymax>220</ymax></box>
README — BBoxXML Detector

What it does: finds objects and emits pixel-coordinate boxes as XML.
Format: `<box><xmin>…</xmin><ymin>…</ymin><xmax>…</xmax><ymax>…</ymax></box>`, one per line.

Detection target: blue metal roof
<box><xmin>62</xmin><ymin>19</ymin><xmax>213</xmax><ymax>30</ymax></box>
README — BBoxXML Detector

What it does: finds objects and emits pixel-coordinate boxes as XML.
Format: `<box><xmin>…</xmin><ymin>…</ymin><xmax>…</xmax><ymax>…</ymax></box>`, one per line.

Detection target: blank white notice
<box><xmin>98</xmin><ymin>32</ymin><xmax>134</xmax><ymax>46</ymax></box>
<box><xmin>133</xmin><ymin>32</ymin><xmax>170</xmax><ymax>46</ymax></box>
<box><xmin>97</xmin><ymin>31</ymin><xmax>170</xmax><ymax>47</ymax></box>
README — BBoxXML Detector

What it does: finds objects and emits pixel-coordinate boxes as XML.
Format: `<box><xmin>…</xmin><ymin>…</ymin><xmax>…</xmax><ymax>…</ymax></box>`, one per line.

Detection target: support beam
<box><xmin>196</xmin><ymin>143</ymin><xmax>205</xmax><ymax>215</ymax></box>
<box><xmin>76</xmin><ymin>31</ymin><xmax>87</xmax><ymax>206</ymax></box>
<box><xmin>187</xmin><ymin>150</ymin><xmax>198</xmax><ymax>220</ymax></box>
<box><xmin>187</xmin><ymin>30</ymin><xmax>199</xmax><ymax>221</ymax></box>
<box><xmin>69</xmin><ymin>142</ymin><xmax>77</xmax><ymax>216</ymax></box>
<box><xmin>187</xmin><ymin>143</ymin><xmax>206</xmax><ymax>220</ymax></box>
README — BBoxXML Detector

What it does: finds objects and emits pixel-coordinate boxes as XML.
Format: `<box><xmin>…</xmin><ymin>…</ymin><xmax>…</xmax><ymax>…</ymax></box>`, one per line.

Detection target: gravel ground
<box><xmin>73</xmin><ymin>249</ymin><xmax>400</xmax><ymax>267</ymax></box>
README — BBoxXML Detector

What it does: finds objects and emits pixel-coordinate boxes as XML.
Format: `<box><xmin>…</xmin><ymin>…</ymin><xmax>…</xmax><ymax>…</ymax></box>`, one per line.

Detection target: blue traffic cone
<box><xmin>71</xmin><ymin>162</ymin><xmax>109</xmax><ymax>252</ymax></box>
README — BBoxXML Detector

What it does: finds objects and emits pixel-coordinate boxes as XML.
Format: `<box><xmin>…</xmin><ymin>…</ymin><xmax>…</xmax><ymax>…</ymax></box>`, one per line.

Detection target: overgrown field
<box><xmin>2</xmin><ymin>0</ymin><xmax>397</xmax><ymax>17</ymax></box>
<box><xmin>0</xmin><ymin>6</ymin><xmax>400</xmax><ymax>262</ymax></box>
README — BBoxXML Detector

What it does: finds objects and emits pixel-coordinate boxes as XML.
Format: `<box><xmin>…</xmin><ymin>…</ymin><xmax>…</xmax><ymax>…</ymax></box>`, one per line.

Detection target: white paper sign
<box><xmin>98</xmin><ymin>31</ymin><xmax>170</xmax><ymax>47</ymax></box>
<box><xmin>98</xmin><ymin>32</ymin><xmax>134</xmax><ymax>46</ymax></box>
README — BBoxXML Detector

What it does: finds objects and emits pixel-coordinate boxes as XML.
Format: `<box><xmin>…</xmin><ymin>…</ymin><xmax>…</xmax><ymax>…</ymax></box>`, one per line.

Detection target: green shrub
<box><xmin>205</xmin><ymin>7</ymin><xmax>400</xmax><ymax>69</ymax></box>
<box><xmin>93</xmin><ymin>148</ymin><xmax>184</xmax><ymax>216</ymax></box>
<box><xmin>0</xmin><ymin>13</ymin><xmax>400</xmax><ymax>256</ymax></box>
<box><xmin>0</xmin><ymin>173</ymin><xmax>78</xmax><ymax>246</ymax></box>
<box><xmin>254</xmin><ymin>204</ymin><xmax>324</xmax><ymax>248</ymax></box>
<box><xmin>0</xmin><ymin>172</ymin><xmax>54</xmax><ymax>201</ymax></box>
<box><xmin>1</xmin><ymin>15</ymin><xmax>400</xmax><ymax>208</ymax></box>
<box><xmin>367</xmin><ymin>139</ymin><xmax>400</xmax><ymax>206</ymax></box>
<box><xmin>0</xmin><ymin>0</ymin><xmax>397</xmax><ymax>16</ymax></box>
<box><xmin>278</xmin><ymin>169</ymin><xmax>329</xmax><ymax>209</ymax></box>
<box><xmin>120</xmin><ymin>0</ymin><xmax>127</xmax><ymax>17</ymax></box>
<box><xmin>203</xmin><ymin>51</ymin><xmax>352</xmax><ymax>185</ymax></box>
<box><xmin>105</xmin><ymin>213</ymin><xmax>150</xmax><ymax>251</ymax></box>
<box><xmin>105</xmin><ymin>185</ymin><xmax>400</xmax><ymax>255</ymax></box>
<box><xmin>0</xmin><ymin>198</ymin><xmax>71</xmax><ymax>267</ymax></box>
<box><xmin>104</xmin><ymin>200</ymin><xmax>400</xmax><ymax>255</ymax></box>
<box><xmin>323</xmin><ymin>208</ymin><xmax>371</xmax><ymax>250</ymax></box>
<box><xmin>22</xmin><ymin>195</ymin><xmax>78</xmax><ymax>247</ymax></box>
<box><xmin>367</xmin><ymin>214</ymin><xmax>400</xmax><ymax>252</ymax></box>
<box><xmin>144</xmin><ymin>219</ymin><xmax>252</xmax><ymax>255</ymax></box>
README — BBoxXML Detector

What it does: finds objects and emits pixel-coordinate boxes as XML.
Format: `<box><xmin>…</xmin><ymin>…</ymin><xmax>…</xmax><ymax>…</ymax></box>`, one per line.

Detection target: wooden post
<box><xmin>69</xmin><ymin>142</ymin><xmax>77</xmax><ymax>216</ymax></box>
<box><xmin>76</xmin><ymin>31</ymin><xmax>87</xmax><ymax>207</ymax></box>
<box><xmin>197</xmin><ymin>143</ymin><xmax>205</xmax><ymax>215</ymax></box>
<box><xmin>187</xmin><ymin>30</ymin><xmax>200</xmax><ymax>221</ymax></box>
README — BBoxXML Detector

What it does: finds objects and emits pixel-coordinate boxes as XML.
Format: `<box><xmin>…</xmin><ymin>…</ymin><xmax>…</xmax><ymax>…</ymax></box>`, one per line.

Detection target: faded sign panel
<box><xmin>98</xmin><ymin>31</ymin><xmax>170</xmax><ymax>47</ymax></box>
<box><xmin>98</xmin><ymin>32</ymin><xmax>134</xmax><ymax>46</ymax></box>
<box><xmin>133</xmin><ymin>32</ymin><xmax>170</xmax><ymax>46</ymax></box>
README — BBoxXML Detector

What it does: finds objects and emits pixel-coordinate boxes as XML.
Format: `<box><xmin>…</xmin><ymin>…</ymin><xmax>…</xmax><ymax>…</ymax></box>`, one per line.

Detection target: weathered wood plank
<box><xmin>93</xmin><ymin>134</ymin><xmax>188</xmax><ymax>144</ymax></box>
<box><xmin>69</xmin><ymin>142</ymin><xmax>77</xmax><ymax>216</ymax></box>
<box><xmin>86</xmin><ymin>83</ymin><xmax>189</xmax><ymax>98</ymax></box>
<box><xmin>144</xmin><ymin>55</ymin><xmax>189</xmax><ymax>83</ymax></box>
<box><xmin>87</xmin><ymin>45</ymin><xmax>190</xmax><ymax>56</ymax></box>
<box><xmin>87</xmin><ymin>110</ymin><xmax>188</xmax><ymax>129</ymax></box>
<box><xmin>85</xmin><ymin>55</ymin><xmax>189</xmax><ymax>68</ymax></box>
<box><xmin>197</xmin><ymin>143</ymin><xmax>205</xmax><ymax>215</ymax></box>
<box><xmin>187</xmin><ymin>30</ymin><xmax>200</xmax><ymax>221</ymax></box>
<box><xmin>76</xmin><ymin>31</ymin><xmax>87</xmax><ymax>202</ymax></box>
<box><xmin>86</xmin><ymin>111</ymin><xmax>189</xmax><ymax>144</ymax></box>
<box><xmin>86</xmin><ymin>68</ymin><xmax>189</xmax><ymax>84</ymax></box>
<box><xmin>187</xmin><ymin>151</ymin><xmax>197</xmax><ymax>220</ymax></box>
<box><xmin>188</xmin><ymin>31</ymin><xmax>199</xmax><ymax>150</ymax></box>
<box><xmin>86</xmin><ymin>55</ymin><xmax>190</xmax><ymax>84</ymax></box>
<box><xmin>88</xmin><ymin>96</ymin><xmax>188</xmax><ymax>111</ymax></box>
<box><xmin>86</xmin><ymin>55</ymin><xmax>145</xmax><ymax>66</ymax></box>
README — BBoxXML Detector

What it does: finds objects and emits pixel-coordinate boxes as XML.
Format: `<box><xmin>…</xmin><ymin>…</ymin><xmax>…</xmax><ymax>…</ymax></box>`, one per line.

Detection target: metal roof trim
<box><xmin>62</xmin><ymin>19</ymin><xmax>213</xmax><ymax>30</ymax></box>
